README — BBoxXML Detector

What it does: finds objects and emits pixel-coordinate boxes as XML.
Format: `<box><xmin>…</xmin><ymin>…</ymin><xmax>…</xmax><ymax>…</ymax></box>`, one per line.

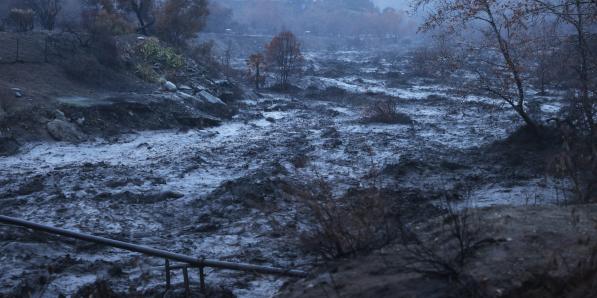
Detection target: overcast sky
<box><xmin>372</xmin><ymin>0</ymin><xmax>411</xmax><ymax>11</ymax></box>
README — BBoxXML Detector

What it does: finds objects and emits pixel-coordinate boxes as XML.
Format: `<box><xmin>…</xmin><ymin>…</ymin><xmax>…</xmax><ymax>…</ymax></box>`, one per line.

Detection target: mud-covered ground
<box><xmin>0</xmin><ymin>51</ymin><xmax>566</xmax><ymax>297</ymax></box>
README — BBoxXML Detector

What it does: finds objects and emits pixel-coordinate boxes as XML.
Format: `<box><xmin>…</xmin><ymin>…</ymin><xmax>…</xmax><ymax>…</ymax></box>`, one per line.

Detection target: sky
<box><xmin>372</xmin><ymin>0</ymin><xmax>411</xmax><ymax>10</ymax></box>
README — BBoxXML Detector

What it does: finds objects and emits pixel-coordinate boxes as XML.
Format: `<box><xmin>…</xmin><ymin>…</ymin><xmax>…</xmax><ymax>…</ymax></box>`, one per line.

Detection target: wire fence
<box><xmin>0</xmin><ymin>31</ymin><xmax>81</xmax><ymax>64</ymax></box>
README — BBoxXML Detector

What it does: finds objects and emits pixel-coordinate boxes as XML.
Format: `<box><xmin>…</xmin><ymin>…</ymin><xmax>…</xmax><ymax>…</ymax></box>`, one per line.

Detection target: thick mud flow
<box><xmin>0</xmin><ymin>51</ymin><xmax>563</xmax><ymax>297</ymax></box>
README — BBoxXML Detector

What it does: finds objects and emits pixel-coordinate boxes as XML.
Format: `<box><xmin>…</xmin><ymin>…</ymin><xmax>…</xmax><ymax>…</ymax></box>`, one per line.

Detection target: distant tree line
<box><xmin>0</xmin><ymin>0</ymin><xmax>209</xmax><ymax>48</ymax></box>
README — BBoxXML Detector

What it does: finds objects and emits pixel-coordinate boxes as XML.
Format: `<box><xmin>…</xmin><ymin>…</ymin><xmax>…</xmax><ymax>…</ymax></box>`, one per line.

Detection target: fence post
<box><xmin>183</xmin><ymin>267</ymin><xmax>191</xmax><ymax>297</ymax></box>
<box><xmin>199</xmin><ymin>266</ymin><xmax>206</xmax><ymax>294</ymax></box>
<box><xmin>44</xmin><ymin>37</ymin><xmax>48</xmax><ymax>63</ymax></box>
<box><xmin>15</xmin><ymin>38</ymin><xmax>19</xmax><ymax>63</ymax></box>
<box><xmin>165</xmin><ymin>259</ymin><xmax>171</xmax><ymax>289</ymax></box>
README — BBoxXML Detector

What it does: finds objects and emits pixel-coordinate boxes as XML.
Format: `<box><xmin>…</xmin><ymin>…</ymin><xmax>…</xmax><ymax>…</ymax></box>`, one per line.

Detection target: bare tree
<box><xmin>118</xmin><ymin>0</ymin><xmax>154</xmax><ymax>35</ymax></box>
<box><xmin>414</xmin><ymin>0</ymin><xmax>541</xmax><ymax>134</ymax></box>
<box><xmin>530</xmin><ymin>0</ymin><xmax>596</xmax><ymax>139</ymax></box>
<box><xmin>265</xmin><ymin>31</ymin><xmax>303</xmax><ymax>89</ymax></box>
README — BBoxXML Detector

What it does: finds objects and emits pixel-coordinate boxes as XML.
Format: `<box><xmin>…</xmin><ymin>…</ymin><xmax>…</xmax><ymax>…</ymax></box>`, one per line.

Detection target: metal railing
<box><xmin>0</xmin><ymin>215</ymin><xmax>308</xmax><ymax>296</ymax></box>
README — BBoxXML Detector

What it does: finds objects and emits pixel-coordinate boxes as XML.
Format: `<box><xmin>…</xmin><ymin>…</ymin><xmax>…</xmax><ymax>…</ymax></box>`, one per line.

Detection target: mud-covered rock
<box><xmin>163</xmin><ymin>81</ymin><xmax>177</xmax><ymax>92</ymax></box>
<box><xmin>46</xmin><ymin>119</ymin><xmax>86</xmax><ymax>142</ymax></box>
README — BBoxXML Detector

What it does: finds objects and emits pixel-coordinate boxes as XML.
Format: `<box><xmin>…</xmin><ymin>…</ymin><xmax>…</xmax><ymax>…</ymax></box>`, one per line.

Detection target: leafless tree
<box><xmin>529</xmin><ymin>0</ymin><xmax>596</xmax><ymax>139</ymax></box>
<box><xmin>414</xmin><ymin>0</ymin><xmax>541</xmax><ymax>134</ymax></box>
<box><xmin>118</xmin><ymin>0</ymin><xmax>154</xmax><ymax>35</ymax></box>
<box><xmin>26</xmin><ymin>0</ymin><xmax>61</xmax><ymax>31</ymax></box>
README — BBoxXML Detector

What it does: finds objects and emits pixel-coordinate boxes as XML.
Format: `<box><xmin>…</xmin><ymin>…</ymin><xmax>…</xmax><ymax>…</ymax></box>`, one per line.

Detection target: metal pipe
<box><xmin>0</xmin><ymin>215</ymin><xmax>308</xmax><ymax>277</ymax></box>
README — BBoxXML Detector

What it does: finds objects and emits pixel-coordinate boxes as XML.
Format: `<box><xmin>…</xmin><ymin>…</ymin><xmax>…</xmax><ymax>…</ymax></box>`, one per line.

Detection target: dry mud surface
<box><xmin>0</xmin><ymin>51</ymin><xmax>567</xmax><ymax>297</ymax></box>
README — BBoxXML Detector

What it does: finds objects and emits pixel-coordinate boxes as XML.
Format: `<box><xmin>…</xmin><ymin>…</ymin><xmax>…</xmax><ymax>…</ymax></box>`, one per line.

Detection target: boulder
<box><xmin>198</xmin><ymin>90</ymin><xmax>225</xmax><ymax>105</ymax></box>
<box><xmin>46</xmin><ymin>119</ymin><xmax>86</xmax><ymax>142</ymax></box>
<box><xmin>0</xmin><ymin>137</ymin><xmax>19</xmax><ymax>156</ymax></box>
<box><xmin>163</xmin><ymin>81</ymin><xmax>177</xmax><ymax>92</ymax></box>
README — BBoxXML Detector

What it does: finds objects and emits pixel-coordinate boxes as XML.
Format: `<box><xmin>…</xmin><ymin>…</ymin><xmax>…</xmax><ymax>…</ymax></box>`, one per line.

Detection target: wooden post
<box><xmin>165</xmin><ymin>259</ymin><xmax>171</xmax><ymax>289</ymax></box>
<box><xmin>183</xmin><ymin>267</ymin><xmax>190</xmax><ymax>297</ymax></box>
<box><xmin>44</xmin><ymin>37</ymin><xmax>48</xmax><ymax>63</ymax></box>
<box><xmin>199</xmin><ymin>266</ymin><xmax>206</xmax><ymax>295</ymax></box>
<box><xmin>15</xmin><ymin>38</ymin><xmax>20</xmax><ymax>63</ymax></box>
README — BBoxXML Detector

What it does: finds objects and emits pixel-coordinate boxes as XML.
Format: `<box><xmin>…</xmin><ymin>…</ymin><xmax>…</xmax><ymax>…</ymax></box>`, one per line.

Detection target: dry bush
<box><xmin>396</xmin><ymin>195</ymin><xmax>501</xmax><ymax>297</ymax></box>
<box><xmin>155</xmin><ymin>0</ymin><xmax>208</xmax><ymax>47</ymax></box>
<box><xmin>361</xmin><ymin>100</ymin><xmax>413</xmax><ymax>124</ymax></box>
<box><xmin>549</xmin><ymin>120</ymin><xmax>597</xmax><ymax>203</ymax></box>
<box><xmin>299</xmin><ymin>180</ymin><xmax>401</xmax><ymax>259</ymax></box>
<box><xmin>8</xmin><ymin>9</ymin><xmax>35</xmax><ymax>32</ymax></box>
<box><xmin>81</xmin><ymin>8</ymin><xmax>134</xmax><ymax>37</ymax></box>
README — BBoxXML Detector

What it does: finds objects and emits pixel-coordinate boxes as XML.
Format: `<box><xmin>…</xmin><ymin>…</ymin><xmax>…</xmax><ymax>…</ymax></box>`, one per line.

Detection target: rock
<box><xmin>0</xmin><ymin>137</ymin><xmax>19</xmax><ymax>156</ymax></box>
<box><xmin>11</xmin><ymin>88</ymin><xmax>22</xmax><ymax>98</ymax></box>
<box><xmin>175</xmin><ymin>113</ymin><xmax>222</xmax><ymax>127</ymax></box>
<box><xmin>194</xmin><ymin>85</ymin><xmax>207</xmax><ymax>92</ymax></box>
<box><xmin>54</xmin><ymin>109</ymin><xmax>67</xmax><ymax>121</ymax></box>
<box><xmin>198</xmin><ymin>90</ymin><xmax>225</xmax><ymax>105</ymax></box>
<box><xmin>163</xmin><ymin>81</ymin><xmax>177</xmax><ymax>92</ymax></box>
<box><xmin>46</xmin><ymin>119</ymin><xmax>86</xmax><ymax>142</ymax></box>
<box><xmin>176</xmin><ymin>91</ymin><xmax>196</xmax><ymax>101</ymax></box>
<box><xmin>178</xmin><ymin>85</ymin><xmax>193</xmax><ymax>92</ymax></box>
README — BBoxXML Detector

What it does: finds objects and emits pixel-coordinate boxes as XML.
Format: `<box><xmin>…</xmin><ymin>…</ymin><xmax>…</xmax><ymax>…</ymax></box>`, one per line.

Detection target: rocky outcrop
<box><xmin>46</xmin><ymin>119</ymin><xmax>86</xmax><ymax>142</ymax></box>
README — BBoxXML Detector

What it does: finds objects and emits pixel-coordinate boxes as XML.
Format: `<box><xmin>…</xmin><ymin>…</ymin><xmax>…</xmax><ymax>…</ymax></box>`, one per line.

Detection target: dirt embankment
<box><xmin>0</xmin><ymin>32</ymin><xmax>243</xmax><ymax>156</ymax></box>
<box><xmin>278</xmin><ymin>204</ymin><xmax>597</xmax><ymax>298</ymax></box>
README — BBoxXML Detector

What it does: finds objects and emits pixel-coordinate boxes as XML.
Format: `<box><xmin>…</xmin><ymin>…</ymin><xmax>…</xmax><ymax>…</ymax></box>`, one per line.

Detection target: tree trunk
<box><xmin>485</xmin><ymin>4</ymin><xmax>540</xmax><ymax>134</ymax></box>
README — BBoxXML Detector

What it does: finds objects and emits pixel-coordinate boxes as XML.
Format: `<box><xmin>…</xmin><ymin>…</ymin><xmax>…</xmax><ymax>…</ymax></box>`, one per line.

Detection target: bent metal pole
<box><xmin>0</xmin><ymin>215</ymin><xmax>307</xmax><ymax>278</ymax></box>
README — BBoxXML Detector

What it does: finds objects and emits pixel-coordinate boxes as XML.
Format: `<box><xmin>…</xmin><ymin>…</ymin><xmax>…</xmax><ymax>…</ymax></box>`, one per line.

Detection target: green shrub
<box><xmin>137</xmin><ymin>38</ymin><xmax>184</xmax><ymax>69</ymax></box>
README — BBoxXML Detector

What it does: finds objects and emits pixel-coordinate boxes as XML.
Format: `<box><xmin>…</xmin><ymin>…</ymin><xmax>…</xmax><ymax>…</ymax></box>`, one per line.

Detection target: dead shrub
<box><xmin>361</xmin><ymin>100</ymin><xmax>413</xmax><ymax>124</ymax></box>
<box><xmin>298</xmin><ymin>180</ymin><xmax>401</xmax><ymax>259</ymax></box>
<box><xmin>397</xmin><ymin>194</ymin><xmax>501</xmax><ymax>293</ymax></box>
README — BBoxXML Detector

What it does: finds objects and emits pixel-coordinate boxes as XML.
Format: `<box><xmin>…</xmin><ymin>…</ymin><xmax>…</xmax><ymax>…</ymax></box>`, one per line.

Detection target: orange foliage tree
<box><xmin>265</xmin><ymin>31</ymin><xmax>303</xmax><ymax>88</ymax></box>
<box><xmin>247</xmin><ymin>53</ymin><xmax>265</xmax><ymax>89</ymax></box>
